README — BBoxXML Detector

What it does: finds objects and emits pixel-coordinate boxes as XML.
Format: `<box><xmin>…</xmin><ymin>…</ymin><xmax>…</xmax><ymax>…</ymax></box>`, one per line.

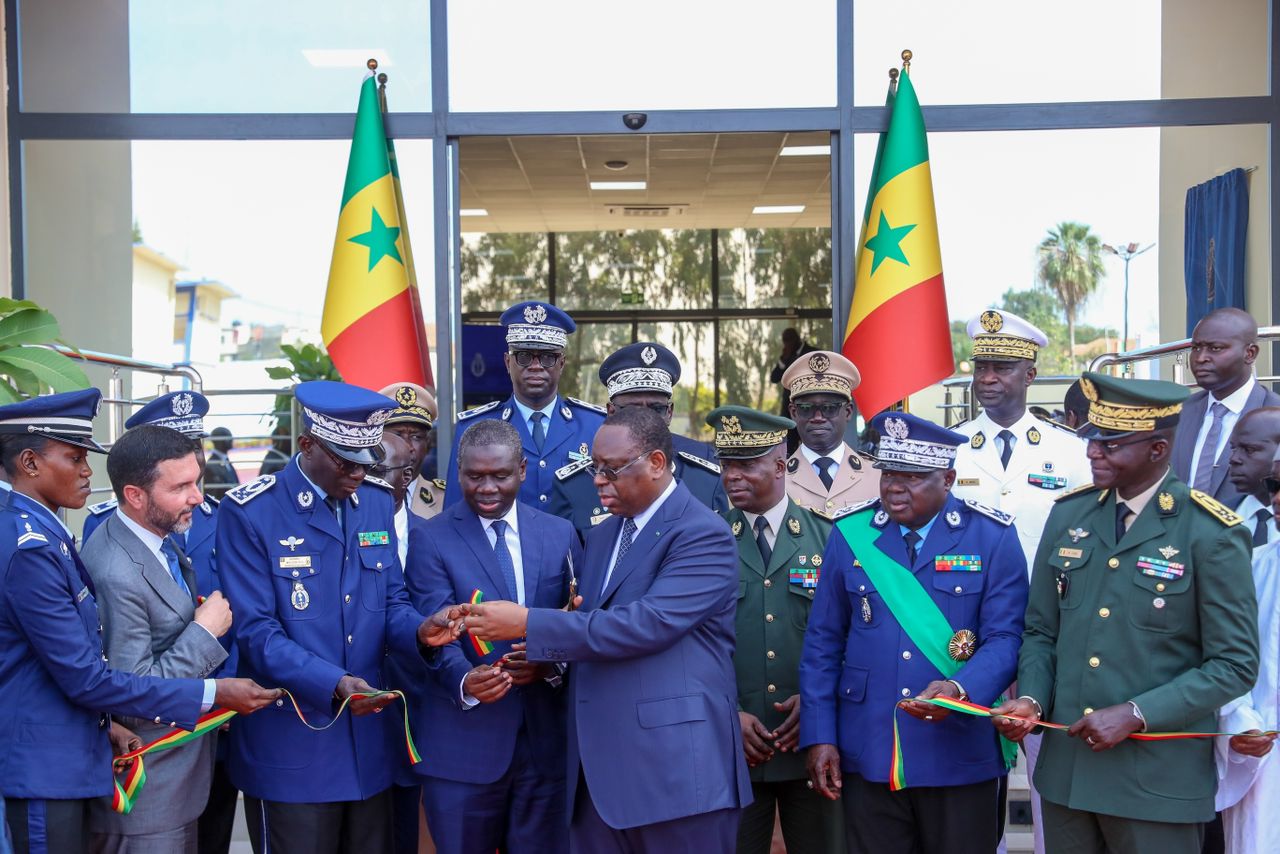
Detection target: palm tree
<box><xmin>1036</xmin><ymin>222</ymin><xmax>1106</xmax><ymax>369</ymax></box>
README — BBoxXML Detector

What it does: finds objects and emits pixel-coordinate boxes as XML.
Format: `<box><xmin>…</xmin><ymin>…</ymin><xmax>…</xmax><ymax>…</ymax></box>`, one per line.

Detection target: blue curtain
<box><xmin>1184</xmin><ymin>167</ymin><xmax>1249</xmax><ymax>335</ymax></box>
<box><xmin>460</xmin><ymin>324</ymin><xmax>512</xmax><ymax>405</ymax></box>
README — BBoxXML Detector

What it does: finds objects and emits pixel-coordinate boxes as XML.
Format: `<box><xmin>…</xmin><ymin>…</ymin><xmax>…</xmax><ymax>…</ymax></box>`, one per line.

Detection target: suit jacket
<box><xmin>0</xmin><ymin>492</ymin><xmax>203</xmax><ymax>799</ymax></box>
<box><xmin>217</xmin><ymin>460</ymin><xmax>427</xmax><ymax>803</ymax></box>
<box><xmin>82</xmin><ymin>513</ymin><xmax>227</xmax><ymax>835</ymax></box>
<box><xmin>1019</xmin><ymin>473</ymin><xmax>1259</xmax><ymax>822</ymax></box>
<box><xmin>1173</xmin><ymin>384</ymin><xmax>1280</xmax><ymax>508</ymax></box>
<box><xmin>401</xmin><ymin>501</ymin><xmax>578</xmax><ymax>785</ymax></box>
<box><xmin>525</xmin><ymin>483</ymin><xmax>752</xmax><ymax>829</ymax></box>
<box><xmin>729</xmin><ymin>500</ymin><xmax>832</xmax><ymax>782</ymax></box>
<box><xmin>443</xmin><ymin>395</ymin><xmax>606</xmax><ymax>512</ymax></box>
<box><xmin>799</xmin><ymin>495</ymin><xmax>1028</xmax><ymax>787</ymax></box>
<box><xmin>785</xmin><ymin>446</ymin><xmax>880</xmax><ymax>518</ymax></box>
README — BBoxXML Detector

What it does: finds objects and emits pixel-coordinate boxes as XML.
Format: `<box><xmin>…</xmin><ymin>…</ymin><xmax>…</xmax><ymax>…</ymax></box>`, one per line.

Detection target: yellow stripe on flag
<box><xmin>321</xmin><ymin>174</ymin><xmax>410</xmax><ymax>344</ymax></box>
<box><xmin>847</xmin><ymin>161</ymin><xmax>942</xmax><ymax>332</ymax></box>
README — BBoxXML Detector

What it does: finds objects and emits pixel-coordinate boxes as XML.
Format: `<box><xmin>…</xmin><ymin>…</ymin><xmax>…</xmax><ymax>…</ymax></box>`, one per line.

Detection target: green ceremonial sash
<box><xmin>835</xmin><ymin>511</ymin><xmax>1017</xmax><ymax>771</ymax></box>
<box><xmin>835</xmin><ymin>512</ymin><xmax>959</xmax><ymax>677</ymax></box>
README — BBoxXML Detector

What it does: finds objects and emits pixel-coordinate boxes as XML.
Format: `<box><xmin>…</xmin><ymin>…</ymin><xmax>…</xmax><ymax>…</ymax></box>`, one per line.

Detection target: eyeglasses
<box><xmin>1266</xmin><ymin>476</ymin><xmax>1280</xmax><ymax>495</ymax></box>
<box><xmin>511</xmin><ymin>351</ymin><xmax>562</xmax><ymax>369</ymax></box>
<box><xmin>1087</xmin><ymin>436</ymin><xmax>1158</xmax><ymax>456</ymax></box>
<box><xmin>312</xmin><ymin>437</ymin><xmax>373</xmax><ymax>474</ymax></box>
<box><xmin>613</xmin><ymin>401</ymin><xmax>671</xmax><ymax>416</ymax></box>
<box><xmin>370</xmin><ymin>463</ymin><xmax>415</xmax><ymax>483</ymax></box>
<box><xmin>792</xmin><ymin>401</ymin><xmax>847</xmax><ymax>419</ymax></box>
<box><xmin>587</xmin><ymin>452</ymin><xmax>651</xmax><ymax>482</ymax></box>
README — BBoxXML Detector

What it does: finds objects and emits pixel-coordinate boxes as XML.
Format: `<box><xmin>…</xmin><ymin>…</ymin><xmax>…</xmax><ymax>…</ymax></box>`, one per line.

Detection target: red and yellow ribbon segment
<box><xmin>888</xmin><ymin>696</ymin><xmax>1279</xmax><ymax>791</ymax></box>
<box><xmin>111</xmin><ymin>689</ymin><xmax>420</xmax><ymax>813</ymax></box>
<box><xmin>469</xmin><ymin>589</ymin><xmax>495</xmax><ymax>657</ymax></box>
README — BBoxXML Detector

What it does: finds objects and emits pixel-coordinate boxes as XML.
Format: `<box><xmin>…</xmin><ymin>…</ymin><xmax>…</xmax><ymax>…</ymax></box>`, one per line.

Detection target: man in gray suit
<box><xmin>82</xmin><ymin>425</ymin><xmax>233</xmax><ymax>854</ymax></box>
<box><xmin>1173</xmin><ymin>307</ymin><xmax>1280</xmax><ymax>509</ymax></box>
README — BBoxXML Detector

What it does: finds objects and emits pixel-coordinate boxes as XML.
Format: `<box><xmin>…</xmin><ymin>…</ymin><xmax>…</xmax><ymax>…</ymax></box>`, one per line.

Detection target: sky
<box><xmin>129</xmin><ymin>0</ymin><xmax>1165</xmax><ymax>349</ymax></box>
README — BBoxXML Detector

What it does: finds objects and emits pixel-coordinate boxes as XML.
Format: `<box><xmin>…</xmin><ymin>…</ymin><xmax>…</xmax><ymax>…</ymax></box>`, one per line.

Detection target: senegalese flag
<box><xmin>842</xmin><ymin>60</ymin><xmax>953</xmax><ymax>417</ymax></box>
<box><xmin>321</xmin><ymin>72</ymin><xmax>432</xmax><ymax>390</ymax></box>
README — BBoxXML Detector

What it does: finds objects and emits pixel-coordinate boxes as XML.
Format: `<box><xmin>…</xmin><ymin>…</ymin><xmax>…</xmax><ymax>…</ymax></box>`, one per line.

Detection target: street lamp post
<box><xmin>1102</xmin><ymin>241</ymin><xmax>1155</xmax><ymax>351</ymax></box>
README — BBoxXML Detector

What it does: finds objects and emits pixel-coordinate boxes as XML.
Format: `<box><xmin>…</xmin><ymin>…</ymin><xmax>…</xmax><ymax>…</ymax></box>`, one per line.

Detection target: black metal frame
<box><xmin>6</xmin><ymin>0</ymin><xmax>1279</xmax><ymax>451</ymax></box>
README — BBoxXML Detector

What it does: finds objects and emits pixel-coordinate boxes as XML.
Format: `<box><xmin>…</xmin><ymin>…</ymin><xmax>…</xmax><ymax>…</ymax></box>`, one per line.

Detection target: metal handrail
<box><xmin>1088</xmin><ymin>324</ymin><xmax>1280</xmax><ymax>385</ymax></box>
<box><xmin>52</xmin><ymin>345</ymin><xmax>204</xmax><ymax>444</ymax></box>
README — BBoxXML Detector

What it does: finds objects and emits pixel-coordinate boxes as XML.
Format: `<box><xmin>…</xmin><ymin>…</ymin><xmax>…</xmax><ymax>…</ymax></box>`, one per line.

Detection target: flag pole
<box><xmin>901</xmin><ymin>48</ymin><xmax>912</xmax><ymax>74</ymax></box>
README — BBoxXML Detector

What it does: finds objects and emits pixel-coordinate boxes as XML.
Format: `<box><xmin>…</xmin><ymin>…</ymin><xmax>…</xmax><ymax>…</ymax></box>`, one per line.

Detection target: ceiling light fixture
<box><xmin>753</xmin><ymin>205</ymin><xmax>805</xmax><ymax>214</ymax></box>
<box><xmin>590</xmin><ymin>181</ymin><xmax>646</xmax><ymax>191</ymax></box>
<box><xmin>460</xmin><ymin>209</ymin><xmax>489</xmax><ymax>216</ymax></box>
<box><xmin>779</xmin><ymin>144</ymin><xmax>830</xmax><ymax>157</ymax></box>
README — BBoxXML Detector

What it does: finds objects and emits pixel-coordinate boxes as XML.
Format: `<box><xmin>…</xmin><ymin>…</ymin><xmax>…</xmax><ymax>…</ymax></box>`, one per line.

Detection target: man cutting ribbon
<box><xmin>799</xmin><ymin>411</ymin><xmax>1028</xmax><ymax>854</ymax></box>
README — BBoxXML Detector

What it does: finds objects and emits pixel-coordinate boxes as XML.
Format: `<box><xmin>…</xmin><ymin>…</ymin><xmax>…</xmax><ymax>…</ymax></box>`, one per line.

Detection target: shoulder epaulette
<box><xmin>963</xmin><ymin>498</ymin><xmax>1014</xmax><ymax>526</ymax></box>
<box><xmin>432</xmin><ymin>478</ymin><xmax>445</xmax><ymax>489</ymax></box>
<box><xmin>1189</xmin><ymin>489</ymin><xmax>1244</xmax><ymax>527</ymax></box>
<box><xmin>677</xmin><ymin>450</ymin><xmax>720</xmax><ymax>474</ymax></box>
<box><xmin>555</xmin><ymin>458</ymin><xmax>592</xmax><ymax>481</ymax></box>
<box><xmin>1055</xmin><ymin>483</ymin><xmax>1099</xmax><ymax>502</ymax></box>
<box><xmin>565</xmin><ymin>396</ymin><xmax>606</xmax><ymax>416</ymax></box>
<box><xmin>225</xmin><ymin>474</ymin><xmax>276</xmax><ymax>505</ymax></box>
<box><xmin>363</xmin><ymin>475</ymin><xmax>393</xmax><ymax>491</ymax></box>
<box><xmin>15</xmin><ymin>518</ymin><xmax>49</xmax><ymax>549</ymax></box>
<box><xmin>197</xmin><ymin>500</ymin><xmax>214</xmax><ymax>516</ymax></box>
<box><xmin>203</xmin><ymin>494</ymin><xmax>220</xmax><ymax>507</ymax></box>
<box><xmin>87</xmin><ymin>498</ymin><xmax>117</xmax><ymax>516</ymax></box>
<box><xmin>1042</xmin><ymin>419</ymin><xmax>1080</xmax><ymax>436</ymax></box>
<box><xmin>823</xmin><ymin>498</ymin><xmax>877</xmax><ymax>522</ymax></box>
<box><xmin>458</xmin><ymin>400</ymin><xmax>501</xmax><ymax>421</ymax></box>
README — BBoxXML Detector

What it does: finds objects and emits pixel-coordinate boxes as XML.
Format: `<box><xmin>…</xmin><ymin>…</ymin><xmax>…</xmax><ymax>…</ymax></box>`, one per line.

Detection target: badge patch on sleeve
<box><xmin>358</xmin><ymin>531</ymin><xmax>390</xmax><ymax>547</ymax></box>
<box><xmin>935</xmin><ymin>555</ymin><xmax>982</xmax><ymax>572</ymax></box>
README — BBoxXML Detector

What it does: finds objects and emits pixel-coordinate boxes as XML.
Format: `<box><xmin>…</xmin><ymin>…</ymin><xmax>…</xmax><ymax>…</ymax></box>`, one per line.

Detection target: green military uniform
<box><xmin>706</xmin><ymin>405</ymin><xmax>844</xmax><ymax>854</ymax></box>
<box><xmin>1018</xmin><ymin>373</ymin><xmax>1260</xmax><ymax>853</ymax></box>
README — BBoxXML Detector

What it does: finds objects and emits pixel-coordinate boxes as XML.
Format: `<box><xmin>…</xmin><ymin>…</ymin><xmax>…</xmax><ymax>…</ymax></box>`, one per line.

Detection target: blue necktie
<box><xmin>161</xmin><ymin>538</ymin><xmax>191</xmax><ymax>597</ymax></box>
<box><xmin>490</xmin><ymin>519</ymin><xmax>519</xmax><ymax>602</ymax></box>
<box><xmin>530</xmin><ymin>412</ymin><xmax>547</xmax><ymax>453</ymax></box>
<box><xmin>602</xmin><ymin>517</ymin><xmax>637</xmax><ymax>595</ymax></box>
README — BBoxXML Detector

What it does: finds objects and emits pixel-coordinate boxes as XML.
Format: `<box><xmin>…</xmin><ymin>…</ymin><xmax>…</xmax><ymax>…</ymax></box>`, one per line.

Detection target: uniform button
<box><xmin>902</xmin><ymin>651</ymin><xmax>912</xmax><ymax>660</ymax></box>
<box><xmin>275</xmin><ymin>698</ymin><xmax>284</xmax><ymax>708</ymax></box>
<box><xmin>1155</xmin><ymin>582</ymin><xmax>1166</xmax><ymax>592</ymax></box>
<box><xmin>154</xmin><ymin>716</ymin><xmax>162</xmax><ymax>724</ymax></box>
<box><xmin>825</xmin><ymin>500</ymin><xmax>834</xmax><ymax>509</ymax></box>
<box><xmin>539</xmin><ymin>460</ymin><xmax>547</xmax><ymax>468</ymax></box>
<box><xmin>954</xmin><ymin>586</ymin><xmax>963</xmax><ymax>594</ymax></box>
<box><xmin>767</xmin><ymin>650</ymin><xmax>776</xmax><ymax>659</ymax></box>
<box><xmin>310</xmin><ymin>568</ymin><xmax>316</xmax><ymax>574</ymax></box>
<box><xmin>539</xmin><ymin>495</ymin><xmax>548</xmax><ymax>503</ymax></box>
<box><xmin>376</xmin><ymin>561</ymin><xmax>383</xmax><ymax>568</ymax></box>
<box><xmin>292</xmin><ymin>570</ymin><xmax>299</xmax><ymax>578</ymax></box>
<box><xmin>345</xmin><ymin>594</ymin><xmax>351</xmax><ymax>604</ymax></box>
<box><xmin>1083</xmin><ymin>707</ymin><xmax>1094</xmax><ymax>715</ymax></box>
<box><xmin>901</xmin><ymin>688</ymin><xmax>911</xmax><ymax>697</ymax></box>
<box><xmin>763</xmin><ymin>579</ymin><xmax>772</xmax><ymax>588</ymax></box>
<box><xmin>767</xmin><ymin>684</ymin><xmax>777</xmax><ymax>693</ymax></box>
<box><xmin>1088</xmin><ymin>656</ymin><xmax>1100</xmax><ymax>668</ymax></box>
<box><xmin>765</xmin><ymin>614</ymin><xmax>775</xmax><ymax>623</ymax></box>
<box><xmin>808</xmin><ymin>589</ymin><xmax>814</xmax><ymax>597</ymax></box>
<box><xmin>1107</xmin><ymin>558</ymin><xmax>1120</xmax><ymax>569</ymax></box>
<box><xmin>347</xmin><ymin>634</ymin><xmax>354</xmax><ymax>644</ymax></box>
<box><xmin>1098</xmin><ymin>607</ymin><xmax>1110</xmax><ymax>618</ymax></box>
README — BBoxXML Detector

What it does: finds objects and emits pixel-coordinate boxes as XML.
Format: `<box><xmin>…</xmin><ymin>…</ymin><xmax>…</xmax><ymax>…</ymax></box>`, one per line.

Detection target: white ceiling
<box><xmin>458</xmin><ymin>131</ymin><xmax>833</xmax><ymax>233</ymax></box>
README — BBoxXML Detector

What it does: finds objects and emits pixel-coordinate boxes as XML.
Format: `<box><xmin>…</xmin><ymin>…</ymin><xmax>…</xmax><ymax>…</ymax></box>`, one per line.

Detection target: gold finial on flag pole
<box><xmin>367</xmin><ymin>58</ymin><xmax>379</xmax><ymax>72</ymax></box>
<box><xmin>888</xmin><ymin>66</ymin><xmax>899</xmax><ymax>94</ymax></box>
<box><xmin>377</xmin><ymin>73</ymin><xmax>389</xmax><ymax>113</ymax></box>
<box><xmin>901</xmin><ymin>49</ymin><xmax>912</xmax><ymax>74</ymax></box>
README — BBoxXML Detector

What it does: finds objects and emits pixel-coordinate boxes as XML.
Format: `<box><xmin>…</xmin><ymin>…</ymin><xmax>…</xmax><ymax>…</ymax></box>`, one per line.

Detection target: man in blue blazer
<box><xmin>401</xmin><ymin>419</ymin><xmax>580</xmax><ymax>853</ymax></box>
<box><xmin>463</xmin><ymin>406</ymin><xmax>751</xmax><ymax>852</ymax></box>
<box><xmin>800</xmin><ymin>411</ymin><xmax>1028</xmax><ymax>854</ymax></box>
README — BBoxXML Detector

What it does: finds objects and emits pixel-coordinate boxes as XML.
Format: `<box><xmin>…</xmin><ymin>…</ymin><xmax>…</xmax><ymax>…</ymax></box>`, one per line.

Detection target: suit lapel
<box><xmin>583</xmin><ymin>514</ymin><xmax>622</xmax><ymax>609</ymax></box>
<box><xmin>600</xmin><ymin>486</ymin><xmax>685</xmax><ymax>604</ymax></box>
<box><xmin>541</xmin><ymin>398</ymin><xmax>573</xmax><ymax>458</ymax></box>
<box><xmin>916</xmin><ymin>505</ymin><xmax>962</xmax><ymax>576</ymax></box>
<box><xmin>170</xmin><ymin>537</ymin><xmax>199</xmax><ymax>605</ymax></box>
<box><xmin>455</xmin><ymin>505</ymin><xmax>515</xmax><ymax>600</ymax></box>
<box><xmin>516</xmin><ymin>503</ymin><xmax>544</xmax><ymax>599</ymax></box>
<box><xmin>110</xmin><ymin>516</ymin><xmax>192</xmax><ymax>618</ymax></box>
<box><xmin>766</xmin><ymin>503</ymin><xmax>805</xmax><ymax>577</ymax></box>
<box><xmin>1174</xmin><ymin>392</ymin><xmax>1208</xmax><ymax>477</ymax></box>
<box><xmin>1209</xmin><ymin>386</ymin><xmax>1265</xmax><ymax>495</ymax></box>
<box><xmin>729</xmin><ymin>510</ymin><xmax>766</xmax><ymax>577</ymax></box>
<box><xmin>789</xmin><ymin>451</ymin><xmax>827</xmax><ymax>496</ymax></box>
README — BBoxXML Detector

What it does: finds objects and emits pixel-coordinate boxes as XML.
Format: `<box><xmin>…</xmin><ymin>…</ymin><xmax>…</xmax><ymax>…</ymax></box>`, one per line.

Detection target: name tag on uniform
<box><xmin>1058</xmin><ymin>547</ymin><xmax>1084</xmax><ymax>559</ymax></box>
<box><xmin>935</xmin><ymin>555</ymin><xmax>982</xmax><ymax>572</ymax></box>
<box><xmin>789</xmin><ymin>567</ymin><xmax>820</xmax><ymax>588</ymax></box>
<box><xmin>279</xmin><ymin>555</ymin><xmax>312</xmax><ymax>569</ymax></box>
<box><xmin>1137</xmin><ymin>556</ymin><xmax>1185</xmax><ymax>580</ymax></box>
<box><xmin>76</xmin><ymin>586</ymin><xmax>91</xmax><ymax>603</ymax></box>
<box><xmin>1028</xmin><ymin>473</ymin><xmax>1067</xmax><ymax>490</ymax></box>
<box><xmin>957</xmin><ymin>478</ymin><xmax>980</xmax><ymax>487</ymax></box>
<box><xmin>358</xmin><ymin>531</ymin><xmax>389</xmax><ymax>547</ymax></box>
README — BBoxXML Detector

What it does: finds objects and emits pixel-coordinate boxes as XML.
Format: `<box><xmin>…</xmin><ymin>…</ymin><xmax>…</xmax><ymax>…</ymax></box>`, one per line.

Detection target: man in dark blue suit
<box><xmin>443</xmin><ymin>301</ymin><xmax>605</xmax><ymax>513</ymax></box>
<box><xmin>402</xmin><ymin>419</ymin><xmax>579</xmax><ymax>853</ymax></box>
<box><xmin>800</xmin><ymin>411</ymin><xmax>1028</xmax><ymax>854</ymax></box>
<box><xmin>463</xmin><ymin>406</ymin><xmax>751</xmax><ymax>853</ymax></box>
<box><xmin>549</xmin><ymin>342</ymin><xmax>726</xmax><ymax>533</ymax></box>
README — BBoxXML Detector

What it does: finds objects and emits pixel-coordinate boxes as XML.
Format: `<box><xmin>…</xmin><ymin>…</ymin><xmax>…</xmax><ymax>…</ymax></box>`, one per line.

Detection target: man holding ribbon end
<box><xmin>993</xmin><ymin>372</ymin><xmax>1259</xmax><ymax>854</ymax></box>
<box><xmin>800</xmin><ymin>411</ymin><xmax>1028</xmax><ymax>854</ymax></box>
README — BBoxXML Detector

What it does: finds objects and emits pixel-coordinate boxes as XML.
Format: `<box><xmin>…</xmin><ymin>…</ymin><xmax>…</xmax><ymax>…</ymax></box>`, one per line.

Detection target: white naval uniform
<box><xmin>952</xmin><ymin>410</ymin><xmax>1092</xmax><ymax>571</ymax></box>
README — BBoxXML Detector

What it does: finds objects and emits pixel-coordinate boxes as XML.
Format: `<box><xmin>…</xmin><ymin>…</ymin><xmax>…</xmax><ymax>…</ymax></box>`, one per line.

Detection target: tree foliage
<box><xmin>1036</xmin><ymin>221</ymin><xmax>1106</xmax><ymax>369</ymax></box>
<box><xmin>0</xmin><ymin>299</ymin><xmax>91</xmax><ymax>402</ymax></box>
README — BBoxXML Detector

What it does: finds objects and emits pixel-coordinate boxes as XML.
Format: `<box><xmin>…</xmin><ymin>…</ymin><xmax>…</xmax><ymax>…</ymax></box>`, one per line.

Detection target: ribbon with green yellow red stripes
<box><xmin>111</xmin><ymin>689</ymin><xmax>420</xmax><ymax>813</ymax></box>
<box><xmin>889</xmin><ymin>696</ymin><xmax>1280</xmax><ymax>791</ymax></box>
<box><xmin>469</xmin><ymin>589</ymin><xmax>495</xmax><ymax>657</ymax></box>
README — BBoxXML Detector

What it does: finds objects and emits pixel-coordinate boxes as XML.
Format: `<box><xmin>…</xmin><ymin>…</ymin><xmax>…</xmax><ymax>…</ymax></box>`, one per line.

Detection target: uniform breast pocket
<box><xmin>932</xmin><ymin>571</ymin><xmax>983</xmax><ymax>623</ymax></box>
<box><xmin>1046</xmin><ymin>546</ymin><xmax>1091</xmax><ymax>611</ymax></box>
<box><xmin>1128</xmin><ymin>563</ymin><xmax>1191</xmax><ymax>634</ymax></box>
<box><xmin>270</xmin><ymin>553</ymin><xmax>322</xmax><ymax>620</ymax></box>
<box><xmin>358</xmin><ymin>547</ymin><xmax>392</xmax><ymax>612</ymax></box>
<box><xmin>845</xmin><ymin>569</ymin><xmax>883</xmax><ymax>629</ymax></box>
<box><xmin>787</xmin><ymin>581</ymin><xmax>816</xmax><ymax>629</ymax></box>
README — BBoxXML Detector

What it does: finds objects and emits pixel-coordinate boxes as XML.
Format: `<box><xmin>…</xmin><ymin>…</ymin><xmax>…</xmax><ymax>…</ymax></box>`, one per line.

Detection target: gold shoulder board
<box><xmin>1189</xmin><ymin>489</ymin><xmax>1244</xmax><ymax>526</ymax></box>
<box><xmin>1055</xmin><ymin>483</ymin><xmax>1098</xmax><ymax>502</ymax></box>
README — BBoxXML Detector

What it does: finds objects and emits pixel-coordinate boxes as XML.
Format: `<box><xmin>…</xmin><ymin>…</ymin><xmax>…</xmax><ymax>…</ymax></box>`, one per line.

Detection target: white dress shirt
<box><xmin>394</xmin><ymin>503</ymin><xmax>409</xmax><ymax>567</ymax></box>
<box><xmin>1236</xmin><ymin>494</ymin><xmax>1280</xmax><ymax>547</ymax></box>
<box><xmin>461</xmin><ymin>503</ymin><xmax>526</xmax><ymax>709</ymax></box>
<box><xmin>602</xmin><ymin>478</ymin><xmax>678</xmax><ymax>591</ymax></box>
<box><xmin>113</xmin><ymin>508</ymin><xmax>217</xmax><ymax>710</ymax></box>
<box><xmin>800</xmin><ymin>441</ymin><xmax>849</xmax><ymax>485</ymax></box>
<box><xmin>1192</xmin><ymin>376</ymin><xmax>1257</xmax><ymax>476</ymax></box>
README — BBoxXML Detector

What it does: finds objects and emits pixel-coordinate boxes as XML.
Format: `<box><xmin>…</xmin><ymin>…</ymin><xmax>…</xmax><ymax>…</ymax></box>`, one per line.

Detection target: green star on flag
<box><xmin>348</xmin><ymin>207</ymin><xmax>403</xmax><ymax>271</ymax></box>
<box><xmin>864</xmin><ymin>210</ymin><xmax>916</xmax><ymax>275</ymax></box>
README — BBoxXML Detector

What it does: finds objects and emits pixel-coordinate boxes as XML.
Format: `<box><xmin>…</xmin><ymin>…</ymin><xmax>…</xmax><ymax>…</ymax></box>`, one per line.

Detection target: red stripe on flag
<box><xmin>327</xmin><ymin>288</ymin><xmax>430</xmax><ymax>391</ymax></box>
<box><xmin>844</xmin><ymin>273</ymin><xmax>952</xmax><ymax>418</ymax></box>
